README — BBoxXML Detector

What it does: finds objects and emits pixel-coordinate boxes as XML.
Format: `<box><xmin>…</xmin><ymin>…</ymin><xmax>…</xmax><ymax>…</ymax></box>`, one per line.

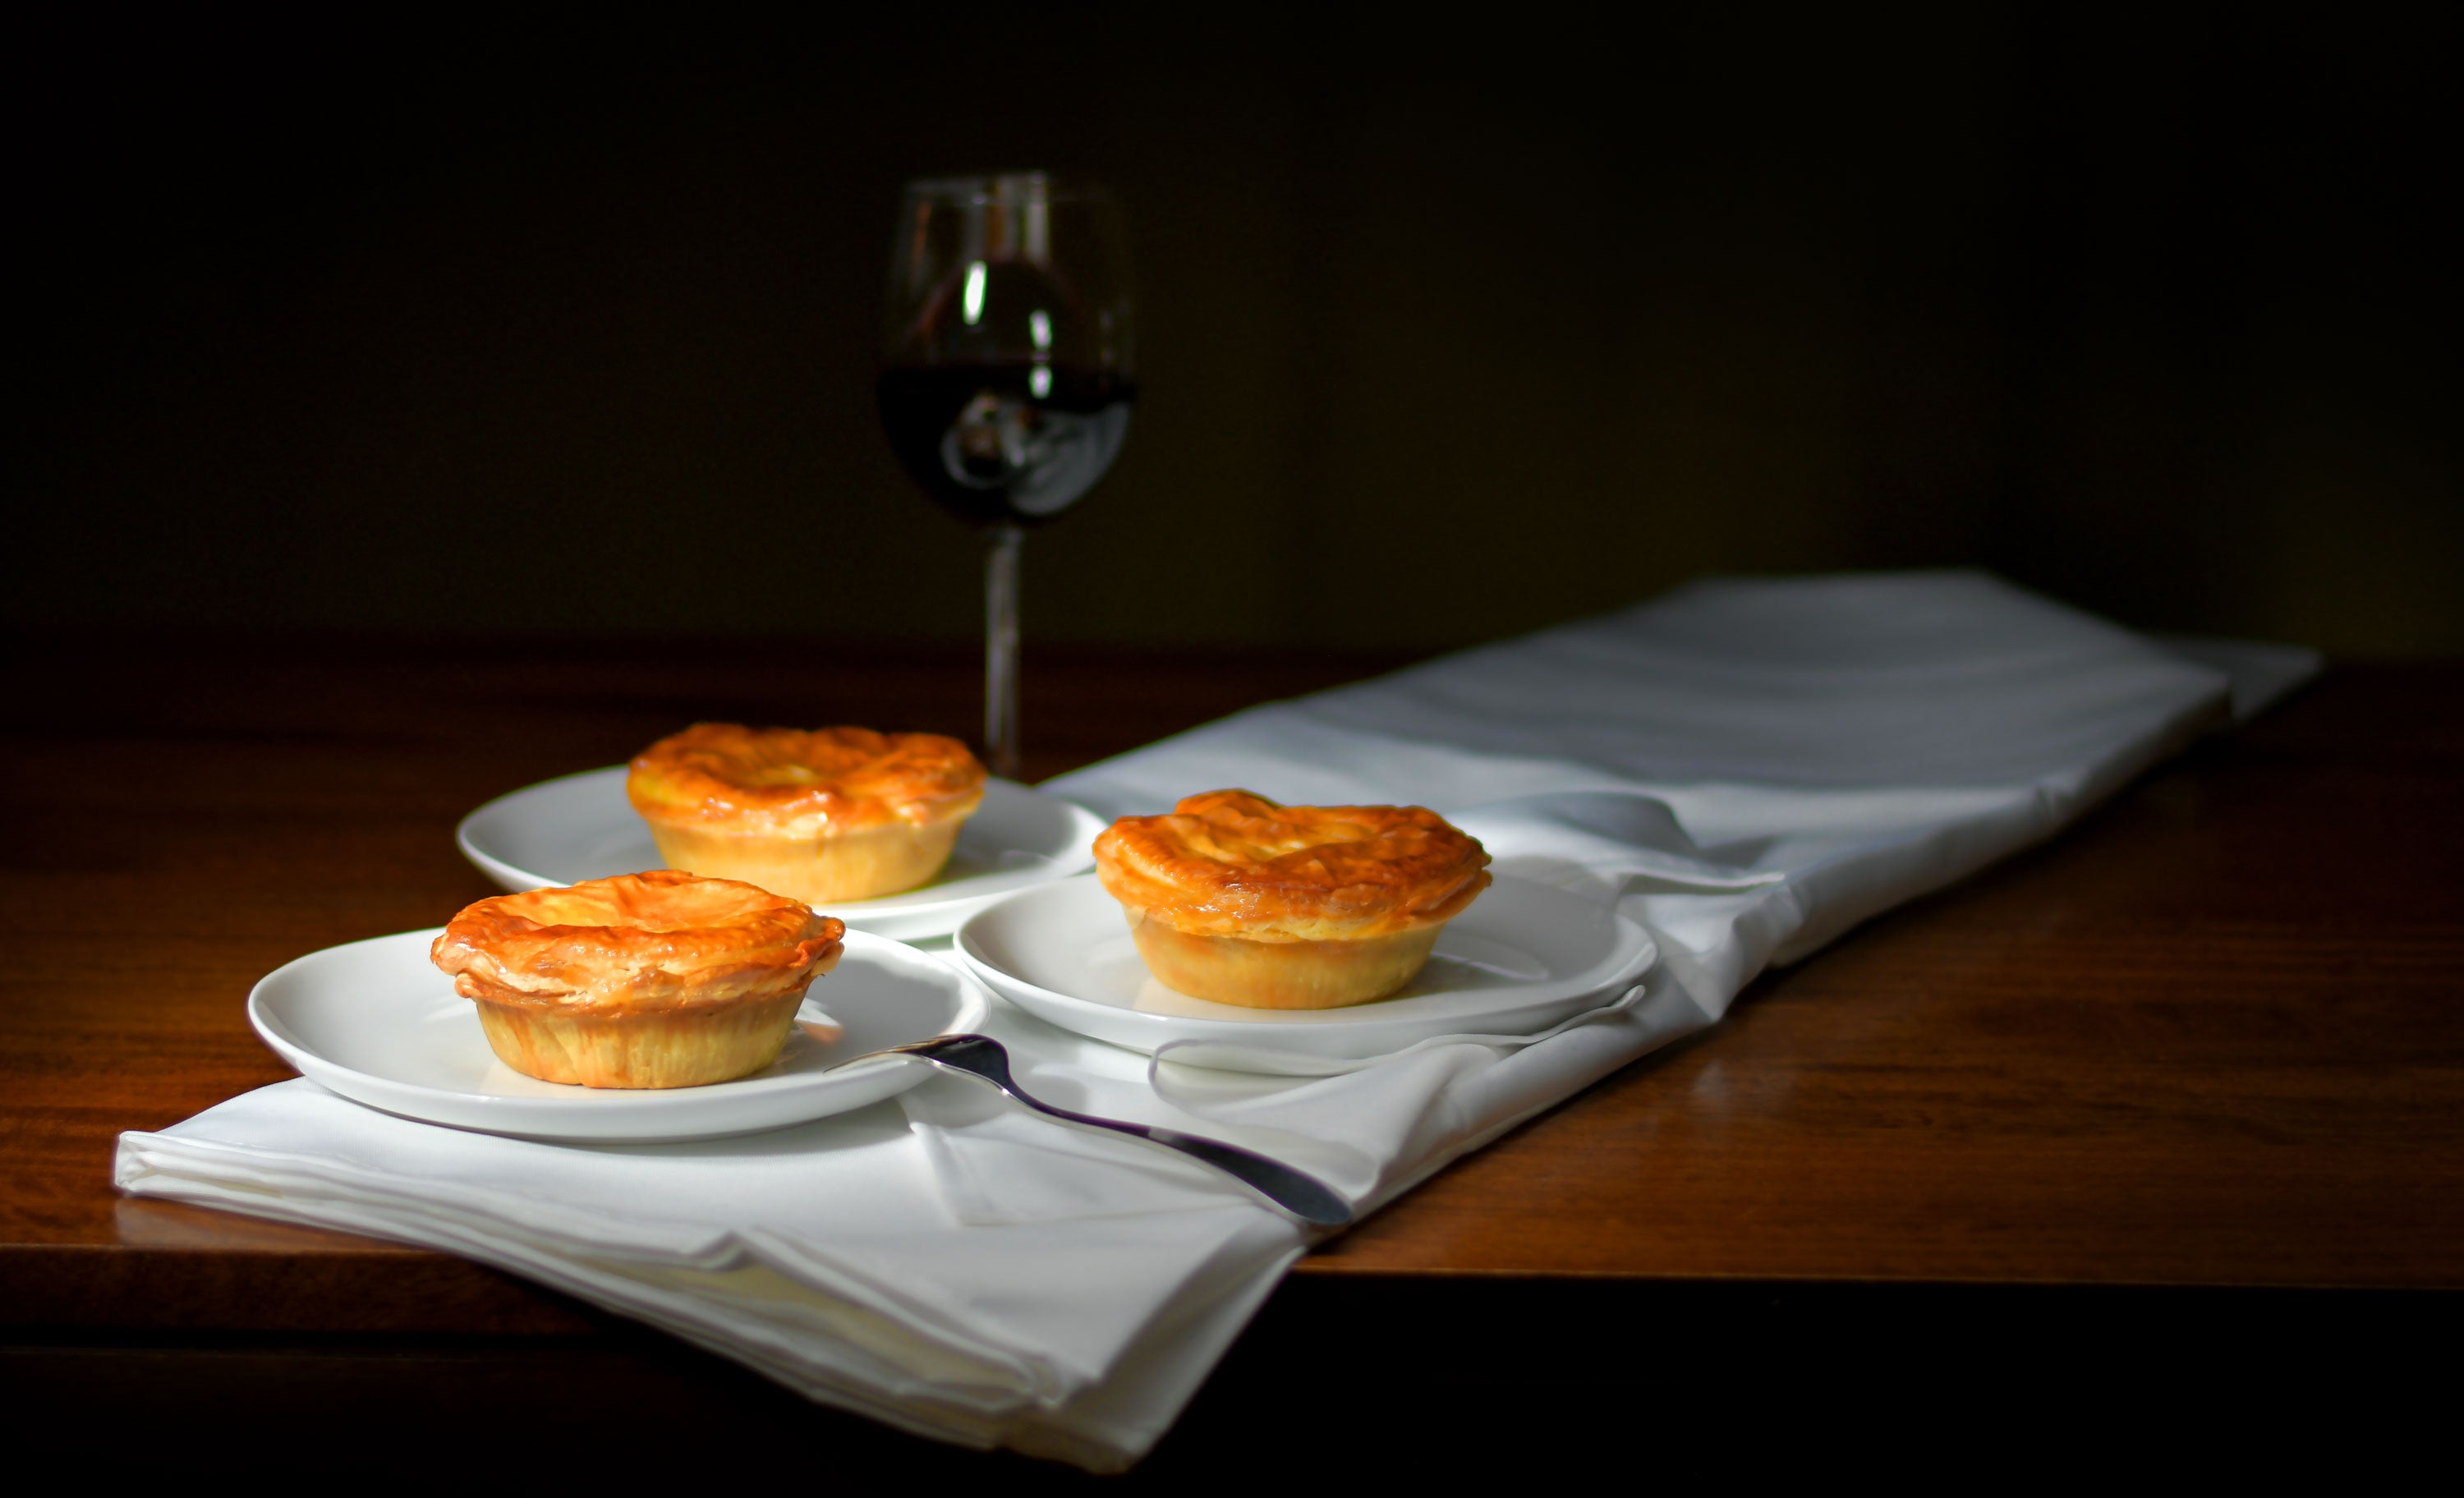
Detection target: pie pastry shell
<box><xmin>430</xmin><ymin>869</ymin><xmax>846</xmax><ymax>1089</ymax></box>
<box><xmin>627</xmin><ymin>724</ymin><xmax>987</xmax><ymax>903</ymax></box>
<box><xmin>1093</xmin><ymin>789</ymin><xmax>1491</xmax><ymax>1010</ymax></box>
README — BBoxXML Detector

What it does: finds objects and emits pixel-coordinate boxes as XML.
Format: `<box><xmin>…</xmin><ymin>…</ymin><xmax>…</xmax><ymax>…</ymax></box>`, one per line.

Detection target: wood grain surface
<box><xmin>2</xmin><ymin>640</ymin><xmax>2458</xmax><ymax>1479</ymax></box>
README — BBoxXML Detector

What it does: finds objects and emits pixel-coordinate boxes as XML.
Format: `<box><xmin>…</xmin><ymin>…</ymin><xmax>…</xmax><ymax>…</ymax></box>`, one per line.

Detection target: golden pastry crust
<box><xmin>431</xmin><ymin>869</ymin><xmax>844</xmax><ymax>1017</ymax></box>
<box><xmin>430</xmin><ymin>870</ymin><xmax>846</xmax><ymax>1089</ymax></box>
<box><xmin>1120</xmin><ymin>914</ymin><xmax>1447</xmax><ymax>1011</ymax></box>
<box><xmin>1093</xmin><ymin>789</ymin><xmax>1491</xmax><ymax>943</ymax></box>
<box><xmin>627</xmin><ymin>724</ymin><xmax>987</xmax><ymax>838</ymax></box>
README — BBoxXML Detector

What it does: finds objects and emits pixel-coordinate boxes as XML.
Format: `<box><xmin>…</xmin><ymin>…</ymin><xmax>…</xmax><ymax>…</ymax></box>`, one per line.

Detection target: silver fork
<box><xmin>877</xmin><ymin>1034</ymin><xmax>1351</xmax><ymax>1229</ymax></box>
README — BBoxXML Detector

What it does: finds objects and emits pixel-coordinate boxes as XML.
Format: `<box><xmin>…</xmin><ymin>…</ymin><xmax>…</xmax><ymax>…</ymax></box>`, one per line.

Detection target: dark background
<box><xmin>12</xmin><ymin>5</ymin><xmax>2457</xmax><ymax>655</ymax></box>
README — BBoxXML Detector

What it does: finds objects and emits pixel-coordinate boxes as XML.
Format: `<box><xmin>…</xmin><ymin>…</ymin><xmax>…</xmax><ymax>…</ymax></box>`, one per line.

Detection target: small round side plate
<box><xmin>956</xmin><ymin>874</ymin><xmax>1657</xmax><ymax>1066</ymax></box>
<box><xmin>247</xmin><ymin>929</ymin><xmax>986</xmax><ymax>1143</ymax></box>
<box><xmin>455</xmin><ymin>768</ymin><xmax>1108</xmax><ymax>940</ymax></box>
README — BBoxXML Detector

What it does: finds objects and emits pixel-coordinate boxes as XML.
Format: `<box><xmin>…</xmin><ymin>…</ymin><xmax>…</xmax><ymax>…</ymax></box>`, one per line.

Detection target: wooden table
<box><xmin>4</xmin><ymin>641</ymin><xmax>2458</xmax><ymax>1479</ymax></box>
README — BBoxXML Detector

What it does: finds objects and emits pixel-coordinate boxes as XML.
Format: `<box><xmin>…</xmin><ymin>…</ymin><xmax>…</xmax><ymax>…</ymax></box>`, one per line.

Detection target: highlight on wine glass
<box><xmin>877</xmin><ymin>172</ymin><xmax>1135</xmax><ymax>779</ymax></box>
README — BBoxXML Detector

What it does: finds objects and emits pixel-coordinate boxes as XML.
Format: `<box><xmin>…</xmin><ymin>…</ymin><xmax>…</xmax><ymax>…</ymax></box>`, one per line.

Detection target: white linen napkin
<box><xmin>114</xmin><ymin>570</ymin><xmax>2315</xmax><ymax>1470</ymax></box>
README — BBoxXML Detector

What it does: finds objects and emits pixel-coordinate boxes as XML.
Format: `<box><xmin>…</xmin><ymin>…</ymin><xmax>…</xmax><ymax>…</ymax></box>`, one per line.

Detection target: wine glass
<box><xmin>876</xmin><ymin>172</ymin><xmax>1136</xmax><ymax>781</ymax></box>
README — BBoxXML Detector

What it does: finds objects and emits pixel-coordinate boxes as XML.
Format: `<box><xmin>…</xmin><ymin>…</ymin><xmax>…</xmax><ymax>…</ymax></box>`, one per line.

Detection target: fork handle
<box><xmin>888</xmin><ymin>1035</ymin><xmax>1353</xmax><ymax>1229</ymax></box>
<box><xmin>1027</xmin><ymin>1101</ymin><xmax>1353</xmax><ymax>1229</ymax></box>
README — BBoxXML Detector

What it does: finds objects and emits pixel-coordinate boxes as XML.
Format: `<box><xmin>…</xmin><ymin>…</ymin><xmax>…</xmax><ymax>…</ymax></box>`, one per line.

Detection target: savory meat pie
<box><xmin>1092</xmin><ymin>789</ymin><xmax>1490</xmax><ymax>1009</ymax></box>
<box><xmin>431</xmin><ymin>869</ymin><xmax>845</xmax><ymax>1087</ymax></box>
<box><xmin>627</xmin><ymin>724</ymin><xmax>987</xmax><ymax>903</ymax></box>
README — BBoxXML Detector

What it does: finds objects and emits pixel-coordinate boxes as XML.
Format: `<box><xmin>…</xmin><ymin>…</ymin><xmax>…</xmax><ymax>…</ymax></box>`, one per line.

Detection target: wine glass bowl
<box><xmin>881</xmin><ymin>175</ymin><xmax>1132</xmax><ymax>365</ymax></box>
<box><xmin>877</xmin><ymin>173</ymin><xmax>1135</xmax><ymax>777</ymax></box>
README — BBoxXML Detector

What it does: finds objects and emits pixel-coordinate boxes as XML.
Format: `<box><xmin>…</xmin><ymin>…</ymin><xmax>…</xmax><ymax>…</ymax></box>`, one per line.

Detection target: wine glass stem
<box><xmin>984</xmin><ymin>524</ymin><xmax>1023</xmax><ymax>780</ymax></box>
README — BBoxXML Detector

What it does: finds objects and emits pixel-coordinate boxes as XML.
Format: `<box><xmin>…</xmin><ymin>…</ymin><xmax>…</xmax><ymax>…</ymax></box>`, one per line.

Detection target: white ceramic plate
<box><xmin>456</xmin><ymin>768</ymin><xmax>1108</xmax><ymax>940</ymax></box>
<box><xmin>248</xmin><ymin>928</ymin><xmax>987</xmax><ymax>1143</ymax></box>
<box><xmin>956</xmin><ymin>874</ymin><xmax>1657</xmax><ymax>1065</ymax></box>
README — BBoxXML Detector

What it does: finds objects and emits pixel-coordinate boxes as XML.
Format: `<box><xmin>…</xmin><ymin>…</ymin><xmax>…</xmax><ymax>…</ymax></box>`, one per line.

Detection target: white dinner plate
<box><xmin>956</xmin><ymin>874</ymin><xmax>1657</xmax><ymax>1066</ymax></box>
<box><xmin>456</xmin><ymin>767</ymin><xmax>1108</xmax><ymax>940</ymax></box>
<box><xmin>248</xmin><ymin>928</ymin><xmax>987</xmax><ymax>1143</ymax></box>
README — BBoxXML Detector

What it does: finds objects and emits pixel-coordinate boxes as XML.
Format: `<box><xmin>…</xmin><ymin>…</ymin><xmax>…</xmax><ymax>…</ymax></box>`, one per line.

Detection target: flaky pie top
<box><xmin>1092</xmin><ymin>789</ymin><xmax>1492</xmax><ymax>941</ymax></box>
<box><xmin>430</xmin><ymin>869</ymin><xmax>845</xmax><ymax>1014</ymax></box>
<box><xmin>627</xmin><ymin>723</ymin><xmax>987</xmax><ymax>838</ymax></box>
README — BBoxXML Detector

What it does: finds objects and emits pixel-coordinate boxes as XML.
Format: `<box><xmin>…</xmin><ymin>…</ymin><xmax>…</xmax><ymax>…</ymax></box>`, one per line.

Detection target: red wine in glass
<box><xmin>875</xmin><ymin>364</ymin><xmax>1136</xmax><ymax>529</ymax></box>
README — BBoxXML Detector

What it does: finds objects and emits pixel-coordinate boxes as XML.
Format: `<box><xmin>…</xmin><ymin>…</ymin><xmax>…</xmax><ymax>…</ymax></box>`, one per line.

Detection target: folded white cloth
<box><xmin>114</xmin><ymin>570</ymin><xmax>2315</xmax><ymax>1470</ymax></box>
